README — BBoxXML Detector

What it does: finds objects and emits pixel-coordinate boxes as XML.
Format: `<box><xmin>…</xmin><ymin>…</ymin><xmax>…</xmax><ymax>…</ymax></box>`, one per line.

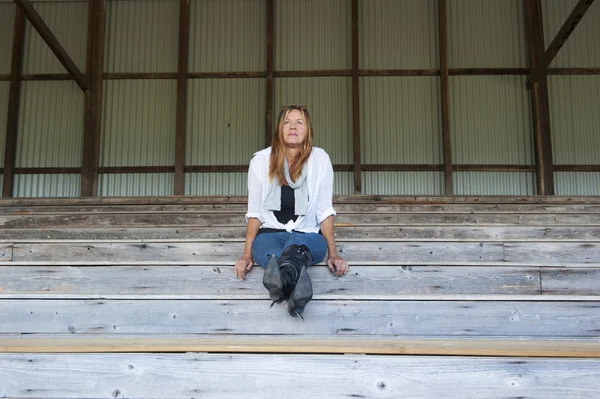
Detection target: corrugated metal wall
<box><xmin>104</xmin><ymin>0</ymin><xmax>178</xmax><ymax>73</ymax></box>
<box><xmin>17</xmin><ymin>81</ymin><xmax>83</xmax><ymax>168</ymax></box>
<box><xmin>542</xmin><ymin>0</ymin><xmax>600</xmax><ymax>68</ymax></box>
<box><xmin>101</xmin><ymin>80</ymin><xmax>176</xmax><ymax>167</ymax></box>
<box><xmin>276</xmin><ymin>0</ymin><xmax>350</xmax><ymax>71</ymax></box>
<box><xmin>448</xmin><ymin>0</ymin><xmax>526</xmax><ymax>68</ymax></box>
<box><xmin>190</xmin><ymin>0</ymin><xmax>266</xmax><ymax>72</ymax></box>
<box><xmin>2</xmin><ymin>0</ymin><xmax>599</xmax><ymax>197</ymax></box>
<box><xmin>450</xmin><ymin>76</ymin><xmax>533</xmax><ymax>165</ymax></box>
<box><xmin>100</xmin><ymin>173</ymin><xmax>173</xmax><ymax>196</ymax></box>
<box><xmin>543</xmin><ymin>0</ymin><xmax>600</xmax><ymax>195</ymax></box>
<box><xmin>360</xmin><ymin>0</ymin><xmax>438</xmax><ymax>69</ymax></box>
<box><xmin>0</xmin><ymin>2</ymin><xmax>15</xmax><ymax>73</ymax></box>
<box><xmin>22</xmin><ymin>1</ymin><xmax>87</xmax><ymax>74</ymax></box>
<box><xmin>447</xmin><ymin>0</ymin><xmax>535</xmax><ymax>195</ymax></box>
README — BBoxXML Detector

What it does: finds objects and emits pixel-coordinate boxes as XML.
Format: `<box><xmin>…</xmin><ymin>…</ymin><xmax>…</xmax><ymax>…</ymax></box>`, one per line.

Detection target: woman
<box><xmin>234</xmin><ymin>105</ymin><xmax>349</xmax><ymax>318</ymax></box>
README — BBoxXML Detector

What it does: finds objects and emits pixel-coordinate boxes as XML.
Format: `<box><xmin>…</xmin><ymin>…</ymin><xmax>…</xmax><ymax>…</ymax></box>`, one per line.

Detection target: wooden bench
<box><xmin>1</xmin><ymin>195</ymin><xmax>599</xmax><ymax>398</ymax></box>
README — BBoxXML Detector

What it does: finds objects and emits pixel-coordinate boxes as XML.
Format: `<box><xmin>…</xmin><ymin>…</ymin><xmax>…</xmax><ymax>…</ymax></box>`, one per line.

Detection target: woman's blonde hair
<box><xmin>269</xmin><ymin>105</ymin><xmax>313</xmax><ymax>184</ymax></box>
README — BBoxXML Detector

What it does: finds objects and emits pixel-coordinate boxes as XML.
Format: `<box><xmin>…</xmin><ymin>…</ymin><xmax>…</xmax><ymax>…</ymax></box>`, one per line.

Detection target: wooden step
<box><xmin>5</xmin><ymin>241</ymin><xmax>600</xmax><ymax>266</ymax></box>
<box><xmin>2</xmin><ymin>299</ymin><xmax>598</xmax><ymax>337</ymax></box>
<box><xmin>1</xmin><ymin>353</ymin><xmax>599</xmax><ymax>398</ymax></box>
<box><xmin>4</xmin><ymin>225</ymin><xmax>600</xmax><ymax>242</ymax></box>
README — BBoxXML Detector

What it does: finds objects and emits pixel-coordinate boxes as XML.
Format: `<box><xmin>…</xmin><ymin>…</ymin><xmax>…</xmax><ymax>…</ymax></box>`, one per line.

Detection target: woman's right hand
<box><xmin>234</xmin><ymin>254</ymin><xmax>254</xmax><ymax>280</ymax></box>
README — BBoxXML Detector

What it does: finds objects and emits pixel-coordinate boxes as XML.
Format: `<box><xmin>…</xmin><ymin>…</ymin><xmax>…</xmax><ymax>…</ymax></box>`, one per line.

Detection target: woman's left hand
<box><xmin>327</xmin><ymin>255</ymin><xmax>349</xmax><ymax>277</ymax></box>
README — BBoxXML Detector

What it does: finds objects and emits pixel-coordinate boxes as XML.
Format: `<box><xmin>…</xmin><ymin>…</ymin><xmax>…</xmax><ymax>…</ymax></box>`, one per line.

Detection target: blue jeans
<box><xmin>252</xmin><ymin>230</ymin><xmax>327</xmax><ymax>268</ymax></box>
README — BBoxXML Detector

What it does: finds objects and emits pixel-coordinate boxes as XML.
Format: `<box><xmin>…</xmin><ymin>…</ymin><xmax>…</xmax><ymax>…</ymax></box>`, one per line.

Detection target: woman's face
<box><xmin>282</xmin><ymin>109</ymin><xmax>307</xmax><ymax>147</ymax></box>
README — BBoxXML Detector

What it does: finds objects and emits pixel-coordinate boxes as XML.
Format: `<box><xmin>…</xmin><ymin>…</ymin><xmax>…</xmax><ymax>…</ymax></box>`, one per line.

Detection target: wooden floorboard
<box><xmin>1</xmin><ymin>353</ymin><xmax>599</xmax><ymax>399</ymax></box>
<box><xmin>0</xmin><ymin>265</ymin><xmax>542</xmax><ymax>298</ymax></box>
<box><xmin>1</xmin><ymin>299</ymin><xmax>598</xmax><ymax>337</ymax></box>
<box><xmin>8</xmin><ymin>241</ymin><xmax>600</xmax><ymax>266</ymax></box>
<box><xmin>3</xmin><ymin>212</ymin><xmax>600</xmax><ymax>229</ymax></box>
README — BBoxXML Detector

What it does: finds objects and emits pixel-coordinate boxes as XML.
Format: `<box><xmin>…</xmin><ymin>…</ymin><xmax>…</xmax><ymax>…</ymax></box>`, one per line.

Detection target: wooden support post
<box><xmin>174</xmin><ymin>0</ymin><xmax>190</xmax><ymax>196</ymax></box>
<box><xmin>13</xmin><ymin>0</ymin><xmax>87</xmax><ymax>92</ymax></box>
<box><xmin>351</xmin><ymin>0</ymin><xmax>361</xmax><ymax>194</ymax></box>
<box><xmin>439</xmin><ymin>0</ymin><xmax>453</xmax><ymax>195</ymax></box>
<box><xmin>524</xmin><ymin>0</ymin><xmax>555</xmax><ymax>195</ymax></box>
<box><xmin>81</xmin><ymin>0</ymin><xmax>105</xmax><ymax>197</ymax></box>
<box><xmin>527</xmin><ymin>0</ymin><xmax>595</xmax><ymax>87</ymax></box>
<box><xmin>2</xmin><ymin>6</ymin><xmax>26</xmax><ymax>197</ymax></box>
<box><xmin>265</xmin><ymin>0</ymin><xmax>274</xmax><ymax>147</ymax></box>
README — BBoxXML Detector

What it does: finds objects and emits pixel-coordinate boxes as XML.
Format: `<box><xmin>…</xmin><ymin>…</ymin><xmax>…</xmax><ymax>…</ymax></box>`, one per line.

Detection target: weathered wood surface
<box><xmin>1</xmin><ymin>354</ymin><xmax>599</xmax><ymax>399</ymax></box>
<box><xmin>542</xmin><ymin>268</ymin><xmax>600</xmax><ymax>295</ymax></box>
<box><xmin>3</xmin><ymin>211</ymin><xmax>600</xmax><ymax>228</ymax></box>
<box><xmin>1</xmin><ymin>299</ymin><xmax>599</xmax><ymax>337</ymax></box>
<box><xmin>0</xmin><ymin>265</ymin><xmax>542</xmax><ymax>299</ymax></box>
<box><xmin>2</xmin><ymin>335</ymin><xmax>600</xmax><ymax>357</ymax></box>
<box><xmin>0</xmin><ymin>244</ymin><xmax>12</xmax><ymax>261</ymax></box>
<box><xmin>4</xmin><ymin>225</ymin><xmax>600</xmax><ymax>242</ymax></box>
<box><xmin>2</xmin><ymin>194</ymin><xmax>599</xmax><ymax>207</ymax></box>
<box><xmin>4</xmin><ymin>202</ymin><xmax>600</xmax><ymax>214</ymax></box>
<box><xmin>8</xmin><ymin>241</ymin><xmax>600</xmax><ymax>266</ymax></box>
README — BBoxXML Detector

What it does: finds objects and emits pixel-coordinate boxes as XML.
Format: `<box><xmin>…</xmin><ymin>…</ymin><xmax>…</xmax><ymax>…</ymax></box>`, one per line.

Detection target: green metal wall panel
<box><xmin>362</xmin><ymin>172</ymin><xmax>444</xmax><ymax>195</ymax></box>
<box><xmin>100</xmin><ymin>173</ymin><xmax>173</xmax><ymax>196</ymax></box>
<box><xmin>360</xmin><ymin>0</ymin><xmax>437</xmax><ymax>69</ymax></box>
<box><xmin>16</xmin><ymin>81</ymin><xmax>83</xmax><ymax>168</ymax></box>
<box><xmin>275</xmin><ymin>0</ymin><xmax>351</xmax><ymax>71</ymax></box>
<box><xmin>186</xmin><ymin>78</ymin><xmax>265</xmax><ymax>165</ymax></box>
<box><xmin>555</xmin><ymin>172</ymin><xmax>600</xmax><ymax>196</ymax></box>
<box><xmin>542</xmin><ymin>0</ymin><xmax>600</xmax><ymax>68</ymax></box>
<box><xmin>361</xmin><ymin>76</ymin><xmax>441</xmax><ymax>164</ymax></box>
<box><xmin>0</xmin><ymin>3</ymin><xmax>15</xmax><ymax>74</ymax></box>
<box><xmin>549</xmin><ymin>76</ymin><xmax>600</xmax><ymax>165</ymax></box>
<box><xmin>274</xmin><ymin>77</ymin><xmax>352</xmax><ymax>165</ymax></box>
<box><xmin>454</xmin><ymin>172</ymin><xmax>536</xmax><ymax>195</ymax></box>
<box><xmin>448</xmin><ymin>0</ymin><xmax>526</xmax><ymax>68</ymax></box>
<box><xmin>14</xmin><ymin>174</ymin><xmax>80</xmax><ymax>197</ymax></box>
<box><xmin>185</xmin><ymin>172</ymin><xmax>247</xmax><ymax>196</ymax></box>
<box><xmin>189</xmin><ymin>0</ymin><xmax>266</xmax><ymax>72</ymax></box>
<box><xmin>450</xmin><ymin>76</ymin><xmax>533</xmax><ymax>164</ymax></box>
<box><xmin>105</xmin><ymin>0</ymin><xmax>179</xmax><ymax>73</ymax></box>
<box><xmin>100</xmin><ymin>80</ymin><xmax>176</xmax><ymax>167</ymax></box>
<box><xmin>22</xmin><ymin>1</ymin><xmax>88</xmax><ymax>74</ymax></box>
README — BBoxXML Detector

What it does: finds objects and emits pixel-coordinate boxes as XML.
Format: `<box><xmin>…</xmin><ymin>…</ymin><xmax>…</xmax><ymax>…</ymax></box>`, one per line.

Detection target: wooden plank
<box><xmin>352</xmin><ymin>0</ymin><xmax>361</xmax><ymax>193</ymax></box>
<box><xmin>5</xmin><ymin>202</ymin><xmax>600</xmax><ymax>215</ymax></box>
<box><xmin>4</xmin><ymin>212</ymin><xmax>600</xmax><ymax>229</ymax></box>
<box><xmin>174</xmin><ymin>0</ymin><xmax>190</xmax><ymax>195</ymax></box>
<box><xmin>439</xmin><ymin>0</ymin><xmax>453</xmax><ymax>195</ymax></box>
<box><xmin>0</xmin><ymin>244</ymin><xmax>12</xmax><ymax>261</ymax></box>
<box><xmin>0</xmin><ymin>265</ymin><xmax>540</xmax><ymax>299</ymax></box>
<box><xmin>1</xmin><ymin>354</ymin><xmax>599</xmax><ymax>398</ymax></box>
<box><xmin>2</xmin><ymin>335</ymin><xmax>600</xmax><ymax>357</ymax></box>
<box><xmin>13</xmin><ymin>0</ymin><xmax>87</xmax><ymax>91</ymax></box>
<box><xmin>505</xmin><ymin>242</ymin><xmax>600</xmax><ymax>265</ymax></box>
<box><xmin>1</xmin><ymin>299</ymin><xmax>599</xmax><ymax>336</ymax></box>
<box><xmin>3</xmin><ymin>225</ymin><xmax>600</xmax><ymax>242</ymax></box>
<box><xmin>2</xmin><ymin>6</ymin><xmax>26</xmax><ymax>198</ymax></box>
<box><xmin>8</xmin><ymin>241</ymin><xmax>600</xmax><ymax>266</ymax></box>
<box><xmin>542</xmin><ymin>268</ymin><xmax>600</xmax><ymax>295</ymax></box>
<box><xmin>527</xmin><ymin>0</ymin><xmax>596</xmax><ymax>87</ymax></box>
<box><xmin>2</xmin><ymin>194</ymin><xmax>599</xmax><ymax>207</ymax></box>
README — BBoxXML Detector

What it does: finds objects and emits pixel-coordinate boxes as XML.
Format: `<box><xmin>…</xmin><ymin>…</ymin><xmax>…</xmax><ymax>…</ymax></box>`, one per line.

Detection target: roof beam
<box><xmin>13</xmin><ymin>0</ymin><xmax>87</xmax><ymax>92</ymax></box>
<box><xmin>527</xmin><ymin>0</ymin><xmax>595</xmax><ymax>88</ymax></box>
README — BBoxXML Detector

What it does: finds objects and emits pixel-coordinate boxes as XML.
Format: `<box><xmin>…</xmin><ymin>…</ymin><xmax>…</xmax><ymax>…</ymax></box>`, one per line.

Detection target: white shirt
<box><xmin>245</xmin><ymin>147</ymin><xmax>336</xmax><ymax>233</ymax></box>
